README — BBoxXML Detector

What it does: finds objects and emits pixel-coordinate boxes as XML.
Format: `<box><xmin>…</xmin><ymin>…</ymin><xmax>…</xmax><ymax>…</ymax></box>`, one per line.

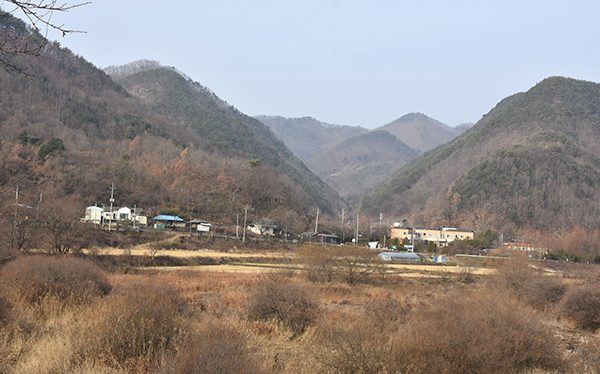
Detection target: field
<box><xmin>1</xmin><ymin>241</ymin><xmax>600</xmax><ymax>374</ymax></box>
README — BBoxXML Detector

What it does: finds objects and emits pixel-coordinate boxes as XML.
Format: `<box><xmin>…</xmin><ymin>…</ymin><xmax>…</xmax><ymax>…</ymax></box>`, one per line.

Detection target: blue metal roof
<box><xmin>153</xmin><ymin>215</ymin><xmax>186</xmax><ymax>222</ymax></box>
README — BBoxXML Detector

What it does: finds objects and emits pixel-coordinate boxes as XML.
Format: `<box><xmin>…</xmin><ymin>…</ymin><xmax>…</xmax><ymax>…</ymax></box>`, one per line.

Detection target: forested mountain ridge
<box><xmin>306</xmin><ymin>130</ymin><xmax>420</xmax><ymax>200</ymax></box>
<box><xmin>375</xmin><ymin>112</ymin><xmax>470</xmax><ymax>152</ymax></box>
<box><xmin>257</xmin><ymin>113</ymin><xmax>466</xmax><ymax>200</ymax></box>
<box><xmin>110</xmin><ymin>64</ymin><xmax>345</xmax><ymax>215</ymax></box>
<box><xmin>362</xmin><ymin>77</ymin><xmax>600</xmax><ymax>234</ymax></box>
<box><xmin>255</xmin><ymin>115</ymin><xmax>369</xmax><ymax>162</ymax></box>
<box><xmin>0</xmin><ymin>12</ymin><xmax>344</xmax><ymax>235</ymax></box>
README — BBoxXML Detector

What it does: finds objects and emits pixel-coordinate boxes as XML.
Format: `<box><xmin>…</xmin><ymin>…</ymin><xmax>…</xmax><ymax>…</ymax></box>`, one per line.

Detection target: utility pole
<box><xmin>36</xmin><ymin>192</ymin><xmax>42</xmax><ymax>221</ymax></box>
<box><xmin>341</xmin><ymin>208</ymin><xmax>345</xmax><ymax>244</ymax></box>
<box><xmin>108</xmin><ymin>183</ymin><xmax>115</xmax><ymax>232</ymax></box>
<box><xmin>242</xmin><ymin>204</ymin><xmax>248</xmax><ymax>242</ymax></box>
<box><xmin>236</xmin><ymin>213</ymin><xmax>239</xmax><ymax>239</ymax></box>
<box><xmin>314</xmin><ymin>206</ymin><xmax>319</xmax><ymax>233</ymax></box>
<box><xmin>14</xmin><ymin>185</ymin><xmax>20</xmax><ymax>221</ymax></box>
<box><xmin>355</xmin><ymin>214</ymin><xmax>359</xmax><ymax>246</ymax></box>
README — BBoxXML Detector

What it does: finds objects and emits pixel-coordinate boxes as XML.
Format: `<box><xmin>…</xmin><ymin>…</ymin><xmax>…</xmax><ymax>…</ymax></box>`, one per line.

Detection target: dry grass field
<box><xmin>1</xmin><ymin>244</ymin><xmax>600</xmax><ymax>373</ymax></box>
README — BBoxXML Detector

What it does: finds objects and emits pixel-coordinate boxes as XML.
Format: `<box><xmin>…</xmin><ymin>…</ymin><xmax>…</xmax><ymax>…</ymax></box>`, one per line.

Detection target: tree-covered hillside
<box><xmin>111</xmin><ymin>64</ymin><xmax>345</xmax><ymax>215</ymax></box>
<box><xmin>255</xmin><ymin>115</ymin><xmax>369</xmax><ymax>162</ymax></box>
<box><xmin>306</xmin><ymin>130</ymin><xmax>420</xmax><ymax>200</ymax></box>
<box><xmin>362</xmin><ymin>77</ymin><xmax>600</xmax><ymax>233</ymax></box>
<box><xmin>375</xmin><ymin>112</ymin><xmax>462</xmax><ymax>152</ymax></box>
<box><xmin>0</xmin><ymin>13</ymin><xmax>343</xmax><ymax>237</ymax></box>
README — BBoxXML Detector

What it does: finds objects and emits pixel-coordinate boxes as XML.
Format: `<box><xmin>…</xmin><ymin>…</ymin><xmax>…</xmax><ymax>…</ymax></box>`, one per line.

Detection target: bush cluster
<box><xmin>85</xmin><ymin>282</ymin><xmax>188</xmax><ymax>364</ymax></box>
<box><xmin>0</xmin><ymin>255</ymin><xmax>112</xmax><ymax>306</ymax></box>
<box><xmin>246</xmin><ymin>281</ymin><xmax>319</xmax><ymax>336</ymax></box>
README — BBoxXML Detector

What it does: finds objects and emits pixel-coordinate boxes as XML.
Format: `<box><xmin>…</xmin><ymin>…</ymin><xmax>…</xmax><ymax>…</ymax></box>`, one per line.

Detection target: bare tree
<box><xmin>40</xmin><ymin>197</ymin><xmax>83</xmax><ymax>254</ymax></box>
<box><xmin>0</xmin><ymin>0</ymin><xmax>88</xmax><ymax>77</ymax></box>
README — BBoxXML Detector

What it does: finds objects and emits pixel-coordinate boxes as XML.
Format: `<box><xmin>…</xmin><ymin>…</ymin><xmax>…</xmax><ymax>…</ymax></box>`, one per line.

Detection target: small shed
<box><xmin>154</xmin><ymin>215</ymin><xmax>187</xmax><ymax>229</ymax></box>
<box><xmin>84</xmin><ymin>206</ymin><xmax>103</xmax><ymax>224</ymax></box>
<box><xmin>316</xmin><ymin>233</ymin><xmax>339</xmax><ymax>244</ymax></box>
<box><xmin>189</xmin><ymin>219</ymin><xmax>211</xmax><ymax>232</ymax></box>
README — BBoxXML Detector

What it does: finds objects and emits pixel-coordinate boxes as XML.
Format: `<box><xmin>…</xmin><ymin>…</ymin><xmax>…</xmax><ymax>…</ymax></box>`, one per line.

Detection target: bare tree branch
<box><xmin>0</xmin><ymin>0</ymin><xmax>89</xmax><ymax>77</ymax></box>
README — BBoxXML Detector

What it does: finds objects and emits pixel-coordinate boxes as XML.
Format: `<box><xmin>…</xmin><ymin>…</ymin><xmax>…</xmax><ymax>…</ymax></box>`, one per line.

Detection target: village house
<box><xmin>390</xmin><ymin>227</ymin><xmax>474</xmax><ymax>246</ymax></box>
<box><xmin>247</xmin><ymin>221</ymin><xmax>279</xmax><ymax>236</ymax></box>
<box><xmin>189</xmin><ymin>219</ymin><xmax>212</xmax><ymax>232</ymax></box>
<box><xmin>300</xmin><ymin>232</ymin><xmax>340</xmax><ymax>245</ymax></box>
<box><xmin>83</xmin><ymin>205</ymin><xmax>147</xmax><ymax>226</ymax></box>
<box><xmin>154</xmin><ymin>215</ymin><xmax>186</xmax><ymax>229</ymax></box>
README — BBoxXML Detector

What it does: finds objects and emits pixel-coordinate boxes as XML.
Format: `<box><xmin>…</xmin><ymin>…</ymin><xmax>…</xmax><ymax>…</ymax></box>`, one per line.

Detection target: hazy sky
<box><xmin>28</xmin><ymin>0</ymin><xmax>600</xmax><ymax>128</ymax></box>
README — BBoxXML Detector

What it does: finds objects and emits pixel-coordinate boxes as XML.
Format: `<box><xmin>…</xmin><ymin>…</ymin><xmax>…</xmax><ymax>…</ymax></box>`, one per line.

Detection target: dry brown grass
<box><xmin>246</xmin><ymin>280</ymin><xmax>319</xmax><ymax>337</ymax></box>
<box><xmin>4</xmin><ymin>250</ymin><xmax>600</xmax><ymax>373</ymax></box>
<box><xmin>82</xmin><ymin>281</ymin><xmax>189</xmax><ymax>366</ymax></box>
<box><xmin>0</xmin><ymin>255</ymin><xmax>111</xmax><ymax>307</ymax></box>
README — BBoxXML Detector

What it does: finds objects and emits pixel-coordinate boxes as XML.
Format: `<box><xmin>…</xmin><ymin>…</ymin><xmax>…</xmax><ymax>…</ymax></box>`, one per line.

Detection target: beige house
<box><xmin>391</xmin><ymin>227</ymin><xmax>474</xmax><ymax>245</ymax></box>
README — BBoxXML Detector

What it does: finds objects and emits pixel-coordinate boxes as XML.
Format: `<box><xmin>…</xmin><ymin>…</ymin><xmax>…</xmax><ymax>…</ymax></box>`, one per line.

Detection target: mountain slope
<box><xmin>362</xmin><ymin>77</ymin><xmax>600</xmax><ymax>232</ymax></box>
<box><xmin>306</xmin><ymin>130</ymin><xmax>420</xmax><ymax>199</ymax></box>
<box><xmin>375</xmin><ymin>113</ymin><xmax>462</xmax><ymax>152</ymax></box>
<box><xmin>111</xmin><ymin>64</ymin><xmax>345</xmax><ymax>214</ymax></box>
<box><xmin>255</xmin><ymin>115</ymin><xmax>369</xmax><ymax>162</ymax></box>
<box><xmin>0</xmin><ymin>12</ymin><xmax>343</xmax><ymax>233</ymax></box>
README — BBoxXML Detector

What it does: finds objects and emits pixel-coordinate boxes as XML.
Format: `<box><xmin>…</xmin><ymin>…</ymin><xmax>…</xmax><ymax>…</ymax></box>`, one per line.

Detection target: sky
<box><xmin>16</xmin><ymin>0</ymin><xmax>600</xmax><ymax>128</ymax></box>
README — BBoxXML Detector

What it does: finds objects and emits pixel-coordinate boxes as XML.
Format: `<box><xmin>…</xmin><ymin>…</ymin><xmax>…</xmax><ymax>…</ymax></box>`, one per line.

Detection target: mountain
<box><xmin>255</xmin><ymin>115</ymin><xmax>369</xmax><ymax>162</ymax></box>
<box><xmin>375</xmin><ymin>112</ymin><xmax>469</xmax><ymax>152</ymax></box>
<box><xmin>108</xmin><ymin>63</ymin><xmax>345</xmax><ymax>216</ymax></box>
<box><xmin>362</xmin><ymin>77</ymin><xmax>600</xmax><ymax>233</ymax></box>
<box><xmin>305</xmin><ymin>131</ymin><xmax>420</xmax><ymax>199</ymax></box>
<box><xmin>0</xmin><ymin>12</ymin><xmax>345</xmax><ymax>234</ymax></box>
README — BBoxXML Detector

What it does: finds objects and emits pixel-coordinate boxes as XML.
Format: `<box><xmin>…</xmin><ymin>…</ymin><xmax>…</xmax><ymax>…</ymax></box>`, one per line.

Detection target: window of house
<box><xmin>461</xmin><ymin>235</ymin><xmax>464</xmax><ymax>239</ymax></box>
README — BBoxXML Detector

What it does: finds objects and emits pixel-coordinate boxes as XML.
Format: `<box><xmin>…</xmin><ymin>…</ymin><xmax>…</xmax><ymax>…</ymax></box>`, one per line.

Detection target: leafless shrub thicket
<box><xmin>300</xmin><ymin>244</ymin><xmax>381</xmax><ymax>285</ymax></box>
<box><xmin>559</xmin><ymin>284</ymin><xmax>600</xmax><ymax>331</ymax></box>
<box><xmin>246</xmin><ymin>280</ymin><xmax>319</xmax><ymax>337</ymax></box>
<box><xmin>487</xmin><ymin>254</ymin><xmax>566</xmax><ymax>312</ymax></box>
<box><xmin>83</xmin><ymin>282</ymin><xmax>188</xmax><ymax>365</ymax></box>
<box><xmin>390</xmin><ymin>292</ymin><xmax>564</xmax><ymax>374</ymax></box>
<box><xmin>0</xmin><ymin>255</ymin><xmax>111</xmax><ymax>306</ymax></box>
<box><xmin>161</xmin><ymin>320</ymin><xmax>260</xmax><ymax>374</ymax></box>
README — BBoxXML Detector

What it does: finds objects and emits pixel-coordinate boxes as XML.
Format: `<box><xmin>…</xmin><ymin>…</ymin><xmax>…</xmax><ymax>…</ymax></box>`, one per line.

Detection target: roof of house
<box><xmin>189</xmin><ymin>219</ymin><xmax>211</xmax><ymax>225</ymax></box>
<box><xmin>154</xmin><ymin>215</ymin><xmax>186</xmax><ymax>222</ymax></box>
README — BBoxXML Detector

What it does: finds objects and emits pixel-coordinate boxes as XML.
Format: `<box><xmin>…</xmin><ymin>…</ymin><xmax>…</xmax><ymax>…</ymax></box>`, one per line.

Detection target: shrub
<box><xmin>559</xmin><ymin>284</ymin><xmax>600</xmax><ymax>330</ymax></box>
<box><xmin>522</xmin><ymin>274</ymin><xmax>566</xmax><ymax>312</ymax></box>
<box><xmin>162</xmin><ymin>321</ymin><xmax>259</xmax><ymax>374</ymax></box>
<box><xmin>316</xmin><ymin>323</ymin><xmax>393</xmax><ymax>374</ymax></box>
<box><xmin>86</xmin><ymin>282</ymin><xmax>188</xmax><ymax>365</ymax></box>
<box><xmin>487</xmin><ymin>254</ymin><xmax>535</xmax><ymax>299</ymax></box>
<box><xmin>364</xmin><ymin>298</ymin><xmax>409</xmax><ymax>331</ymax></box>
<box><xmin>391</xmin><ymin>291</ymin><xmax>565</xmax><ymax>373</ymax></box>
<box><xmin>0</xmin><ymin>255</ymin><xmax>112</xmax><ymax>306</ymax></box>
<box><xmin>246</xmin><ymin>281</ymin><xmax>318</xmax><ymax>336</ymax></box>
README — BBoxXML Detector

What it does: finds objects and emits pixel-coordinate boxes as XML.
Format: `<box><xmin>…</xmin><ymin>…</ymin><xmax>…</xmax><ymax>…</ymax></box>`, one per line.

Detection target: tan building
<box><xmin>391</xmin><ymin>227</ymin><xmax>474</xmax><ymax>245</ymax></box>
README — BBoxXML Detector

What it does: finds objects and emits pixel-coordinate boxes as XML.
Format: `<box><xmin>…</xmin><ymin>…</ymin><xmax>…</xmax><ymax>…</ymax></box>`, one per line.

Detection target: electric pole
<box><xmin>108</xmin><ymin>183</ymin><xmax>115</xmax><ymax>232</ymax></box>
<box><xmin>14</xmin><ymin>185</ymin><xmax>20</xmax><ymax>221</ymax></box>
<box><xmin>355</xmin><ymin>214</ymin><xmax>359</xmax><ymax>246</ymax></box>
<box><xmin>341</xmin><ymin>208</ymin><xmax>345</xmax><ymax>244</ymax></box>
<box><xmin>242</xmin><ymin>204</ymin><xmax>248</xmax><ymax>242</ymax></box>
<box><xmin>314</xmin><ymin>206</ymin><xmax>319</xmax><ymax>233</ymax></box>
<box><xmin>36</xmin><ymin>192</ymin><xmax>42</xmax><ymax>221</ymax></box>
